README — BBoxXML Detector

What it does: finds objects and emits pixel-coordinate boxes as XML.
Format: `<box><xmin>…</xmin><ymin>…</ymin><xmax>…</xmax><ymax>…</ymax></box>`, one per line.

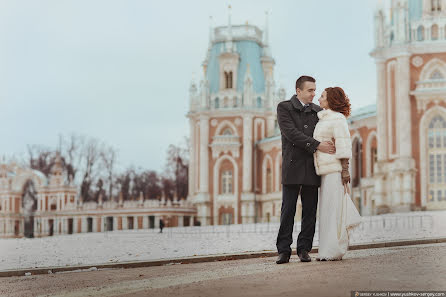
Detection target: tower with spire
<box><xmin>187</xmin><ymin>7</ymin><xmax>286</xmax><ymax>225</ymax></box>
<box><xmin>369</xmin><ymin>0</ymin><xmax>446</xmax><ymax>213</ymax></box>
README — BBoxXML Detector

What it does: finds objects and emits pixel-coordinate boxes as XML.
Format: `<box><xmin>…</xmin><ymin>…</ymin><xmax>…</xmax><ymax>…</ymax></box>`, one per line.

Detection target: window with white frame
<box><xmin>266</xmin><ymin>168</ymin><xmax>272</xmax><ymax>193</ymax></box>
<box><xmin>430</xmin><ymin>70</ymin><xmax>444</xmax><ymax>80</ymax></box>
<box><xmin>428</xmin><ymin>115</ymin><xmax>446</xmax><ymax>202</ymax></box>
<box><xmin>432</xmin><ymin>0</ymin><xmax>441</xmax><ymax>12</ymax></box>
<box><xmin>221</xmin><ymin>170</ymin><xmax>233</xmax><ymax>194</ymax></box>
<box><xmin>222</xmin><ymin>128</ymin><xmax>233</xmax><ymax>135</ymax></box>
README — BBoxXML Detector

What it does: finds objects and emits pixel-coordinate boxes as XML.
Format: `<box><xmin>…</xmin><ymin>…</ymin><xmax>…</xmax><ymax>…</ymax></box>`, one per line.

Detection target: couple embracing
<box><xmin>276</xmin><ymin>75</ymin><xmax>361</xmax><ymax>264</ymax></box>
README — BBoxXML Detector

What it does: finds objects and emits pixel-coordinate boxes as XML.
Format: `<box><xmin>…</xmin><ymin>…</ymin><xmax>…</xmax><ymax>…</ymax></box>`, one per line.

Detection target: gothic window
<box><xmin>432</xmin><ymin>24</ymin><xmax>439</xmax><ymax>40</ymax></box>
<box><xmin>430</xmin><ymin>70</ymin><xmax>444</xmax><ymax>80</ymax></box>
<box><xmin>233</xmin><ymin>97</ymin><xmax>238</xmax><ymax>107</ymax></box>
<box><xmin>222</xmin><ymin>170</ymin><xmax>233</xmax><ymax>194</ymax></box>
<box><xmin>224</xmin><ymin>71</ymin><xmax>233</xmax><ymax>89</ymax></box>
<box><xmin>370</xmin><ymin>134</ymin><xmax>378</xmax><ymax>175</ymax></box>
<box><xmin>266</xmin><ymin>168</ymin><xmax>272</xmax><ymax>193</ymax></box>
<box><xmin>256</xmin><ymin>97</ymin><xmax>262</xmax><ymax>108</ymax></box>
<box><xmin>223</xmin><ymin>97</ymin><xmax>229</xmax><ymax>108</ymax></box>
<box><xmin>352</xmin><ymin>138</ymin><xmax>362</xmax><ymax>187</ymax></box>
<box><xmin>222</xmin><ymin>128</ymin><xmax>233</xmax><ymax>136</ymax></box>
<box><xmin>215</xmin><ymin>97</ymin><xmax>220</xmax><ymax>108</ymax></box>
<box><xmin>427</xmin><ymin>115</ymin><xmax>446</xmax><ymax>203</ymax></box>
<box><xmin>417</xmin><ymin>26</ymin><xmax>425</xmax><ymax>41</ymax></box>
<box><xmin>221</xmin><ymin>213</ymin><xmax>233</xmax><ymax>225</ymax></box>
<box><xmin>432</xmin><ymin>0</ymin><xmax>441</xmax><ymax>12</ymax></box>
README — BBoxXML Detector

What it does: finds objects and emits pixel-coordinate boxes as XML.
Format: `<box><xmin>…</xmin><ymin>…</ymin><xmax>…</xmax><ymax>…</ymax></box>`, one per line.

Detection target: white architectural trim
<box><xmin>262</xmin><ymin>154</ymin><xmax>273</xmax><ymax>194</ymax></box>
<box><xmin>213</xmin><ymin>154</ymin><xmax>239</xmax><ymax>224</ymax></box>
<box><xmin>419</xmin><ymin>105</ymin><xmax>446</xmax><ymax>207</ymax></box>
<box><xmin>254</xmin><ymin>118</ymin><xmax>265</xmax><ymax>141</ymax></box>
<box><xmin>215</xmin><ymin>120</ymin><xmax>239</xmax><ymax>136</ymax></box>
<box><xmin>387</xmin><ymin>60</ymin><xmax>398</xmax><ymax>159</ymax></box>
<box><xmin>274</xmin><ymin>153</ymin><xmax>282</xmax><ymax>192</ymax></box>
<box><xmin>419</xmin><ymin>58</ymin><xmax>446</xmax><ymax>81</ymax></box>
<box><xmin>366</xmin><ymin>130</ymin><xmax>378</xmax><ymax>177</ymax></box>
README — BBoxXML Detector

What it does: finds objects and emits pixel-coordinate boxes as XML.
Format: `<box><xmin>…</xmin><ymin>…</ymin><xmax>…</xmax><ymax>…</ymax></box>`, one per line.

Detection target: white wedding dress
<box><xmin>317</xmin><ymin>171</ymin><xmax>361</xmax><ymax>260</ymax></box>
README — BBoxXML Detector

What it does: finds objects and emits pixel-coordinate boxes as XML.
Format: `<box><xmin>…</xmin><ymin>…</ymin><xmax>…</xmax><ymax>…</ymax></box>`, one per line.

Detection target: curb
<box><xmin>1</xmin><ymin>237</ymin><xmax>445</xmax><ymax>278</ymax></box>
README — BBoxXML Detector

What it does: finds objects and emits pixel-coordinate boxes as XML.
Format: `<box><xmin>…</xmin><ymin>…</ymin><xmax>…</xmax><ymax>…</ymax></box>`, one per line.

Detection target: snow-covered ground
<box><xmin>0</xmin><ymin>210</ymin><xmax>445</xmax><ymax>271</ymax></box>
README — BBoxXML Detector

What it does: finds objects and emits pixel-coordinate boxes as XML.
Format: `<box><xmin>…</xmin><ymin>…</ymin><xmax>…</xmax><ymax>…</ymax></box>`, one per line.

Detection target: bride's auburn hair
<box><xmin>325</xmin><ymin>87</ymin><xmax>351</xmax><ymax>117</ymax></box>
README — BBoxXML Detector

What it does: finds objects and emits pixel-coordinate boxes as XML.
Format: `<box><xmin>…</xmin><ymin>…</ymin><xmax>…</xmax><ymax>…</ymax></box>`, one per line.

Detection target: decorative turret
<box><xmin>49</xmin><ymin>152</ymin><xmax>64</xmax><ymax>186</ymax></box>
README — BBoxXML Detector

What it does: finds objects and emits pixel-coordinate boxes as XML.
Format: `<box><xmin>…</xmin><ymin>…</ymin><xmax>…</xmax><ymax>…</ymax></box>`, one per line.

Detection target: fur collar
<box><xmin>317</xmin><ymin>109</ymin><xmax>346</xmax><ymax>120</ymax></box>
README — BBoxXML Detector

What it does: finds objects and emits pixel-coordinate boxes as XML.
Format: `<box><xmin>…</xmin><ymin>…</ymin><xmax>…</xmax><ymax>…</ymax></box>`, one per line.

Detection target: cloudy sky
<box><xmin>0</xmin><ymin>0</ymin><xmax>378</xmax><ymax>172</ymax></box>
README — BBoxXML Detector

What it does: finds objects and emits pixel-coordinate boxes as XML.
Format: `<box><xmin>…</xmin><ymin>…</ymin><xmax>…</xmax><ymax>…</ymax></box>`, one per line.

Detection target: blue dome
<box><xmin>206</xmin><ymin>41</ymin><xmax>266</xmax><ymax>95</ymax></box>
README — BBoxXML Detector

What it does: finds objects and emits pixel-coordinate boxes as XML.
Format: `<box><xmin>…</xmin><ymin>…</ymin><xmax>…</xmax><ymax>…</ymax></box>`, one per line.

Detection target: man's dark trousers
<box><xmin>276</xmin><ymin>184</ymin><xmax>318</xmax><ymax>256</ymax></box>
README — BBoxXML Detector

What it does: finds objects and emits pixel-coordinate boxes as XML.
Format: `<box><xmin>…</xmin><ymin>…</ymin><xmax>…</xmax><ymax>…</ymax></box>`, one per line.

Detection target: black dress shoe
<box><xmin>297</xmin><ymin>250</ymin><xmax>311</xmax><ymax>262</ymax></box>
<box><xmin>276</xmin><ymin>253</ymin><xmax>290</xmax><ymax>264</ymax></box>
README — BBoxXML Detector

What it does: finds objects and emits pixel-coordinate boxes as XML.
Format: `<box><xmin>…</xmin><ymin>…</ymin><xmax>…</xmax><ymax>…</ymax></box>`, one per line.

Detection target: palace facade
<box><xmin>0</xmin><ymin>154</ymin><xmax>196</xmax><ymax>238</ymax></box>
<box><xmin>187</xmin><ymin>1</ymin><xmax>446</xmax><ymax>226</ymax></box>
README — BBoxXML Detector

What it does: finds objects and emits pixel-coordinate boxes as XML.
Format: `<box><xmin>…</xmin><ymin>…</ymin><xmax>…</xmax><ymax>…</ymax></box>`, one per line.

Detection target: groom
<box><xmin>276</xmin><ymin>76</ymin><xmax>335</xmax><ymax>264</ymax></box>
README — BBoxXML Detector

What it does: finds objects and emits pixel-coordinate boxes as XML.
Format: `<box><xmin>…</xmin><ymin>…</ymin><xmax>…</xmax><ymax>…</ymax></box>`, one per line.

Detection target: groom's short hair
<box><xmin>295</xmin><ymin>76</ymin><xmax>316</xmax><ymax>90</ymax></box>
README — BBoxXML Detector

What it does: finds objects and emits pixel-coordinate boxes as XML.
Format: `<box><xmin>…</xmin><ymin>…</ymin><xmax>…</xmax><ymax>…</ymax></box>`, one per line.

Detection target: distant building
<box><xmin>0</xmin><ymin>154</ymin><xmax>196</xmax><ymax>238</ymax></box>
<box><xmin>187</xmin><ymin>2</ymin><xmax>446</xmax><ymax>226</ymax></box>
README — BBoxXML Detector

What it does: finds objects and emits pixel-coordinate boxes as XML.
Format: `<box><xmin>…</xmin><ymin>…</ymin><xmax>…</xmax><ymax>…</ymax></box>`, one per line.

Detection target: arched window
<box><xmin>370</xmin><ymin>137</ymin><xmax>378</xmax><ymax>175</ymax></box>
<box><xmin>222</xmin><ymin>128</ymin><xmax>233</xmax><ymax>136</ymax></box>
<box><xmin>430</xmin><ymin>70</ymin><xmax>444</xmax><ymax>80</ymax></box>
<box><xmin>224</xmin><ymin>71</ymin><xmax>233</xmax><ymax>89</ymax></box>
<box><xmin>432</xmin><ymin>24</ymin><xmax>439</xmax><ymax>40</ymax></box>
<box><xmin>233</xmin><ymin>97</ymin><xmax>238</xmax><ymax>107</ymax></box>
<box><xmin>432</xmin><ymin>0</ymin><xmax>441</xmax><ymax>12</ymax></box>
<box><xmin>266</xmin><ymin>168</ymin><xmax>272</xmax><ymax>193</ymax></box>
<box><xmin>256</xmin><ymin>97</ymin><xmax>262</xmax><ymax>108</ymax></box>
<box><xmin>223</xmin><ymin>97</ymin><xmax>229</xmax><ymax>108</ymax></box>
<box><xmin>215</xmin><ymin>97</ymin><xmax>220</xmax><ymax>108</ymax></box>
<box><xmin>417</xmin><ymin>26</ymin><xmax>425</xmax><ymax>41</ymax></box>
<box><xmin>222</xmin><ymin>170</ymin><xmax>233</xmax><ymax>194</ymax></box>
<box><xmin>427</xmin><ymin>116</ymin><xmax>446</xmax><ymax>202</ymax></box>
<box><xmin>352</xmin><ymin>138</ymin><xmax>362</xmax><ymax>187</ymax></box>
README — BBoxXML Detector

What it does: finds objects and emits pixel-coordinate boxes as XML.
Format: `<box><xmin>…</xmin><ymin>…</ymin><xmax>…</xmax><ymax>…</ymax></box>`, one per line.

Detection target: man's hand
<box><xmin>317</xmin><ymin>141</ymin><xmax>336</xmax><ymax>154</ymax></box>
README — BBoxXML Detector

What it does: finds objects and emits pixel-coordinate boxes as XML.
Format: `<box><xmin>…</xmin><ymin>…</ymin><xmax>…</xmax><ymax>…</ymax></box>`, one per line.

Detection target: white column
<box><xmin>199</xmin><ymin>115</ymin><xmax>210</xmax><ymax>193</ymax></box>
<box><xmin>396</xmin><ymin>54</ymin><xmax>412</xmax><ymax>158</ymax></box>
<box><xmin>375</xmin><ymin>59</ymin><xmax>387</xmax><ymax>161</ymax></box>
<box><xmin>82</xmin><ymin>217</ymin><xmax>87</xmax><ymax>233</ymax></box>
<box><xmin>178</xmin><ymin>215</ymin><xmax>184</xmax><ymax>227</ymax></box>
<box><xmin>242</xmin><ymin>115</ymin><xmax>253</xmax><ymax>192</ymax></box>
<box><xmin>113</xmin><ymin>216</ymin><xmax>118</xmax><ymax>231</ymax></box>
<box><xmin>188</xmin><ymin>118</ymin><xmax>195</xmax><ymax>196</ymax></box>
<box><xmin>73</xmin><ymin>217</ymin><xmax>78</xmax><ymax>233</ymax></box>
<box><xmin>143</xmin><ymin>216</ymin><xmax>149</xmax><ymax>229</ymax></box>
<box><xmin>190</xmin><ymin>216</ymin><xmax>194</xmax><ymax>226</ymax></box>
<box><xmin>155</xmin><ymin>215</ymin><xmax>160</xmax><ymax>228</ymax></box>
<box><xmin>266</xmin><ymin>116</ymin><xmax>275</xmax><ymax>137</ymax></box>
<box><xmin>133</xmin><ymin>216</ymin><xmax>137</xmax><ymax>229</ymax></box>
<box><xmin>123</xmin><ymin>216</ymin><xmax>128</xmax><ymax>230</ymax></box>
<box><xmin>92</xmin><ymin>217</ymin><xmax>97</xmax><ymax>232</ymax></box>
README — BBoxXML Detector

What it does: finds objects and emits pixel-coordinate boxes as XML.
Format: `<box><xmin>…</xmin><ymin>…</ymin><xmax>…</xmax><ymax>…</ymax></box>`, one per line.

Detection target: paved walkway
<box><xmin>1</xmin><ymin>243</ymin><xmax>445</xmax><ymax>297</ymax></box>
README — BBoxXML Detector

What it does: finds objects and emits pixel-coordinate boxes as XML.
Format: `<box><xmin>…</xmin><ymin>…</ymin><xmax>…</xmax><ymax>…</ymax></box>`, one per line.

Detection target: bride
<box><xmin>313</xmin><ymin>87</ymin><xmax>361</xmax><ymax>261</ymax></box>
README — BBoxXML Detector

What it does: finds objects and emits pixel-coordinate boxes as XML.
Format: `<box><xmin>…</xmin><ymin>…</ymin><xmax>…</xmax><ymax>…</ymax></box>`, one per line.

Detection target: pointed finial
<box><xmin>228</xmin><ymin>4</ymin><xmax>232</xmax><ymax>38</ymax></box>
<box><xmin>208</xmin><ymin>16</ymin><xmax>213</xmax><ymax>42</ymax></box>
<box><xmin>264</xmin><ymin>10</ymin><xmax>269</xmax><ymax>45</ymax></box>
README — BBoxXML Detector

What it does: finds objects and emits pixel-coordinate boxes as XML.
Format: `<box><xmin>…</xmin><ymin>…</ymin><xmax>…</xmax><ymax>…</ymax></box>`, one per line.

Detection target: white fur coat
<box><xmin>313</xmin><ymin>109</ymin><xmax>352</xmax><ymax>176</ymax></box>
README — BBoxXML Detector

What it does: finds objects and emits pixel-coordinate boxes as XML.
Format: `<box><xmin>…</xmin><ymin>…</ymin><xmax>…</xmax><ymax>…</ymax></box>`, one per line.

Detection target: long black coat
<box><xmin>277</xmin><ymin>95</ymin><xmax>322</xmax><ymax>186</ymax></box>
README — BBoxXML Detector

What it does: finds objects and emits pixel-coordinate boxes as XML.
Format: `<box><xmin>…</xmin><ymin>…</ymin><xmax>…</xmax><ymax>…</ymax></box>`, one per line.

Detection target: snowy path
<box><xmin>0</xmin><ymin>211</ymin><xmax>445</xmax><ymax>271</ymax></box>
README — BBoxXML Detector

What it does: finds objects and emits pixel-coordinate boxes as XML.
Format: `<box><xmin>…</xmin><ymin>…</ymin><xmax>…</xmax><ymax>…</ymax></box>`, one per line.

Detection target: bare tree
<box><xmin>26</xmin><ymin>145</ymin><xmax>55</xmax><ymax>177</ymax></box>
<box><xmin>100</xmin><ymin>146</ymin><xmax>117</xmax><ymax>201</ymax></box>
<box><xmin>164</xmin><ymin>138</ymin><xmax>189</xmax><ymax>200</ymax></box>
